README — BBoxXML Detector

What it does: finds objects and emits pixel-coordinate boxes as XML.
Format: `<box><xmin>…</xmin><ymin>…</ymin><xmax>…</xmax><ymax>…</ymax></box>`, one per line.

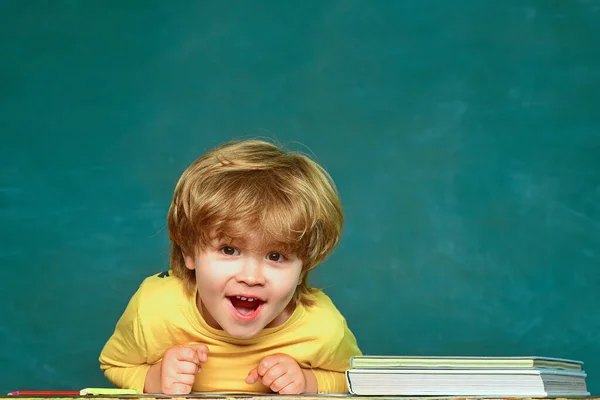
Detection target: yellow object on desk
<box><xmin>79</xmin><ymin>388</ymin><xmax>138</xmax><ymax>395</ymax></box>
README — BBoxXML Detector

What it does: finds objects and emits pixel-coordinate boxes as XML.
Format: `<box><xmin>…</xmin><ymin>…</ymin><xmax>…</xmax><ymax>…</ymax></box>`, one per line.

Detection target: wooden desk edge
<box><xmin>0</xmin><ymin>397</ymin><xmax>597</xmax><ymax>400</ymax></box>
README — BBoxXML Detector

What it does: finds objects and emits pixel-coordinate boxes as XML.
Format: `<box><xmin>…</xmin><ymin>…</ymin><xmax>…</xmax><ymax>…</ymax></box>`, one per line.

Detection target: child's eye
<box><xmin>266</xmin><ymin>251</ymin><xmax>286</xmax><ymax>262</ymax></box>
<box><xmin>220</xmin><ymin>246</ymin><xmax>239</xmax><ymax>256</ymax></box>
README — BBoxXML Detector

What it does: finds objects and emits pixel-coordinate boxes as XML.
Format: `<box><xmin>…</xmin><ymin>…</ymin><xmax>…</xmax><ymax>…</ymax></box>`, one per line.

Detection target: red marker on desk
<box><xmin>8</xmin><ymin>391</ymin><xmax>81</xmax><ymax>396</ymax></box>
<box><xmin>8</xmin><ymin>388</ymin><xmax>138</xmax><ymax>396</ymax></box>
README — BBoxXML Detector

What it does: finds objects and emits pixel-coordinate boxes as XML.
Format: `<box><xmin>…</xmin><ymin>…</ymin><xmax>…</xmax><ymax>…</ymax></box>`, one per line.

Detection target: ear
<box><xmin>184</xmin><ymin>253</ymin><xmax>196</xmax><ymax>270</ymax></box>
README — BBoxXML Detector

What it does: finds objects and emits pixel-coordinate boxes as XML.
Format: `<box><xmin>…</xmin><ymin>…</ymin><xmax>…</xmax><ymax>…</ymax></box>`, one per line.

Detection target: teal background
<box><xmin>1</xmin><ymin>0</ymin><xmax>599</xmax><ymax>394</ymax></box>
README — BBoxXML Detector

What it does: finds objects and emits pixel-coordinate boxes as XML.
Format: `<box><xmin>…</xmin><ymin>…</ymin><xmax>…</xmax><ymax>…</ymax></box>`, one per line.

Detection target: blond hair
<box><xmin>167</xmin><ymin>139</ymin><xmax>343</xmax><ymax>306</ymax></box>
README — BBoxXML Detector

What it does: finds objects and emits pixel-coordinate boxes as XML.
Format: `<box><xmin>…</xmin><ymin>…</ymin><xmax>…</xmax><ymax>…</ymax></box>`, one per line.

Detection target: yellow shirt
<box><xmin>99</xmin><ymin>271</ymin><xmax>361</xmax><ymax>394</ymax></box>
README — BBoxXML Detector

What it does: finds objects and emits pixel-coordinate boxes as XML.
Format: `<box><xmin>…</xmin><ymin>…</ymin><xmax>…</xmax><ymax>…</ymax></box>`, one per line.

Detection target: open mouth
<box><xmin>227</xmin><ymin>295</ymin><xmax>264</xmax><ymax>317</ymax></box>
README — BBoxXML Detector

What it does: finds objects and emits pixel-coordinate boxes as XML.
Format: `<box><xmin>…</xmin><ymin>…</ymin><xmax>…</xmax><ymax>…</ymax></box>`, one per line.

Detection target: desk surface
<box><xmin>0</xmin><ymin>396</ymin><xmax>598</xmax><ymax>400</ymax></box>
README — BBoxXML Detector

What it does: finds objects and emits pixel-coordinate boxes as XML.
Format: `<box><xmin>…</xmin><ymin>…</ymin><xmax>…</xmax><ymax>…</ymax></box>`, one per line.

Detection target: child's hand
<box><xmin>245</xmin><ymin>353</ymin><xmax>315</xmax><ymax>394</ymax></box>
<box><xmin>159</xmin><ymin>343</ymin><xmax>208</xmax><ymax>394</ymax></box>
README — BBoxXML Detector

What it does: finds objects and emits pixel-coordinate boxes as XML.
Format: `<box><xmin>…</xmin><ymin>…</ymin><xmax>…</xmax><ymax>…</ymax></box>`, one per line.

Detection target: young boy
<box><xmin>99</xmin><ymin>139</ymin><xmax>361</xmax><ymax>395</ymax></box>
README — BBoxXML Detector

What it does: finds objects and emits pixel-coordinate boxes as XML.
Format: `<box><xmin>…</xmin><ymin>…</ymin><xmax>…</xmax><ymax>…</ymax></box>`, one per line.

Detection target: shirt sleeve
<box><xmin>312</xmin><ymin>318</ymin><xmax>362</xmax><ymax>394</ymax></box>
<box><xmin>98</xmin><ymin>287</ymin><xmax>151</xmax><ymax>393</ymax></box>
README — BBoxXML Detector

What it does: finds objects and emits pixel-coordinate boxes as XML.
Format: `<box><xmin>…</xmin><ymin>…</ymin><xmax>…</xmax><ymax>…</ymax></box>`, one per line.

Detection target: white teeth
<box><xmin>235</xmin><ymin>295</ymin><xmax>257</xmax><ymax>301</ymax></box>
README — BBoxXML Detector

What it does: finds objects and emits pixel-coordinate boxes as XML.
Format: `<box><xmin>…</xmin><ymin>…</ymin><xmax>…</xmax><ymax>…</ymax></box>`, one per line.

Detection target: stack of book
<box><xmin>345</xmin><ymin>356</ymin><xmax>590</xmax><ymax>397</ymax></box>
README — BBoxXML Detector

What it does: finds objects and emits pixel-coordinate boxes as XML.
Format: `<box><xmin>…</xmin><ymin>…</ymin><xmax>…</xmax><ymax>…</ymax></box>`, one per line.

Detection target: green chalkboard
<box><xmin>1</xmin><ymin>0</ymin><xmax>599</xmax><ymax>394</ymax></box>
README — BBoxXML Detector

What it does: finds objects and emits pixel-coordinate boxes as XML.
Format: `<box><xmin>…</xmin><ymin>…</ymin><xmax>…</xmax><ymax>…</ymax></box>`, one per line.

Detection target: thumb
<box><xmin>245</xmin><ymin>368</ymin><xmax>259</xmax><ymax>384</ymax></box>
<box><xmin>187</xmin><ymin>343</ymin><xmax>209</xmax><ymax>363</ymax></box>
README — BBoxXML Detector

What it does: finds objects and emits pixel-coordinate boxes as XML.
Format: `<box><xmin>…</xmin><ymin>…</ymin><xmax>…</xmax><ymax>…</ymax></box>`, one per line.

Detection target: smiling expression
<box><xmin>184</xmin><ymin>237</ymin><xmax>303</xmax><ymax>339</ymax></box>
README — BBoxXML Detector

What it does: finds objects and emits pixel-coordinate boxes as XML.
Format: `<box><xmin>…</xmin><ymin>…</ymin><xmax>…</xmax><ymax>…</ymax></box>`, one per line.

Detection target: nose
<box><xmin>235</xmin><ymin>257</ymin><xmax>265</xmax><ymax>286</ymax></box>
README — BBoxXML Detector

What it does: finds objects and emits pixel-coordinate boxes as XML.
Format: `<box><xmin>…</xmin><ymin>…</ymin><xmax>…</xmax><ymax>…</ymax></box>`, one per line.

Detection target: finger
<box><xmin>187</xmin><ymin>343</ymin><xmax>209</xmax><ymax>363</ymax></box>
<box><xmin>174</xmin><ymin>371</ymin><xmax>197</xmax><ymax>386</ymax></box>
<box><xmin>245</xmin><ymin>368</ymin><xmax>259</xmax><ymax>384</ymax></box>
<box><xmin>196</xmin><ymin>348</ymin><xmax>208</xmax><ymax>363</ymax></box>
<box><xmin>261</xmin><ymin>364</ymin><xmax>287</xmax><ymax>388</ymax></box>
<box><xmin>278</xmin><ymin>379</ymin><xmax>304</xmax><ymax>395</ymax></box>
<box><xmin>187</xmin><ymin>343</ymin><xmax>209</xmax><ymax>353</ymax></box>
<box><xmin>257</xmin><ymin>355</ymin><xmax>283</xmax><ymax>377</ymax></box>
<box><xmin>177</xmin><ymin>360</ymin><xmax>202</xmax><ymax>375</ymax></box>
<box><xmin>269</xmin><ymin>372</ymin><xmax>294</xmax><ymax>393</ymax></box>
<box><xmin>163</xmin><ymin>382</ymin><xmax>193</xmax><ymax>395</ymax></box>
<box><xmin>175</xmin><ymin>346</ymin><xmax>202</xmax><ymax>364</ymax></box>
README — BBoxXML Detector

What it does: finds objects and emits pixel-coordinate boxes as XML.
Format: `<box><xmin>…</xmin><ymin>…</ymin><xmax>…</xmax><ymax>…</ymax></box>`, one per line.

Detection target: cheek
<box><xmin>195</xmin><ymin>264</ymin><xmax>235</xmax><ymax>289</ymax></box>
<box><xmin>194</xmin><ymin>268</ymin><xmax>220</xmax><ymax>294</ymax></box>
<box><xmin>270</xmin><ymin>268</ymin><xmax>302</xmax><ymax>295</ymax></box>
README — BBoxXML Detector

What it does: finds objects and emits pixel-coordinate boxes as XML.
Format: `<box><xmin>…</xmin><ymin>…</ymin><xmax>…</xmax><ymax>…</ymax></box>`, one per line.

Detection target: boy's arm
<box><xmin>310</xmin><ymin>319</ymin><xmax>362</xmax><ymax>393</ymax></box>
<box><xmin>101</xmin><ymin>362</ymin><xmax>152</xmax><ymax>393</ymax></box>
<box><xmin>99</xmin><ymin>289</ymin><xmax>152</xmax><ymax>393</ymax></box>
<box><xmin>309</xmin><ymin>369</ymin><xmax>348</xmax><ymax>393</ymax></box>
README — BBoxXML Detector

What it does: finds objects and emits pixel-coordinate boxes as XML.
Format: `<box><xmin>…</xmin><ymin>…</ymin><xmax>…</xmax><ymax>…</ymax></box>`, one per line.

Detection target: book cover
<box><xmin>349</xmin><ymin>355</ymin><xmax>584</xmax><ymax>371</ymax></box>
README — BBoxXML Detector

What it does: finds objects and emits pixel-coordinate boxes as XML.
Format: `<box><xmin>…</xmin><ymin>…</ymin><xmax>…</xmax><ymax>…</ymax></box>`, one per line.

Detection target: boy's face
<box><xmin>184</xmin><ymin>236</ymin><xmax>303</xmax><ymax>339</ymax></box>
